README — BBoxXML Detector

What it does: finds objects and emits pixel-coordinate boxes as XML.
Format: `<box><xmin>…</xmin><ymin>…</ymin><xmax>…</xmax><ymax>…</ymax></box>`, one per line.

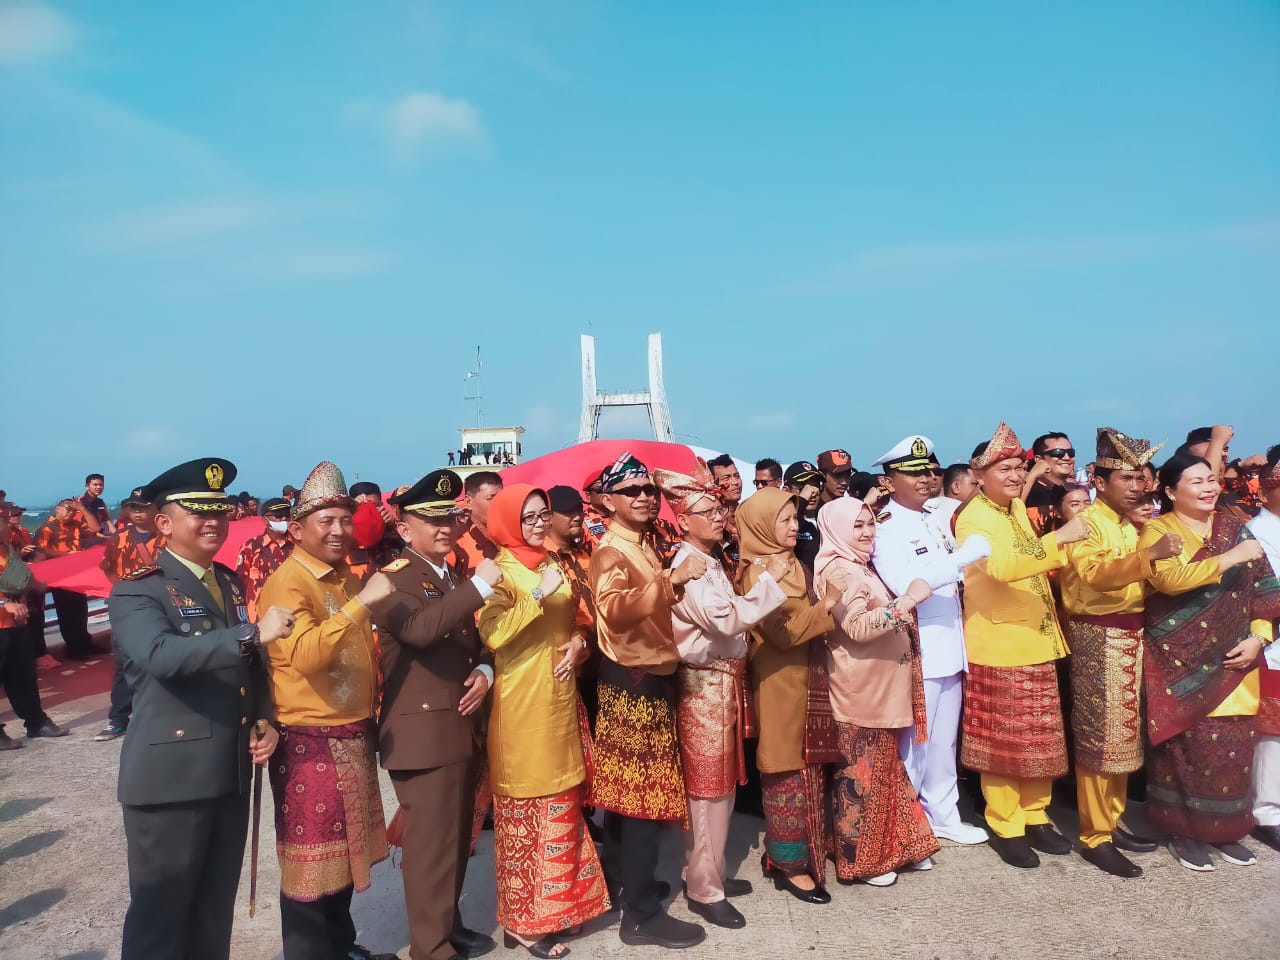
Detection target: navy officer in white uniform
<box><xmin>871</xmin><ymin>435</ymin><xmax>989</xmax><ymax>845</ymax></box>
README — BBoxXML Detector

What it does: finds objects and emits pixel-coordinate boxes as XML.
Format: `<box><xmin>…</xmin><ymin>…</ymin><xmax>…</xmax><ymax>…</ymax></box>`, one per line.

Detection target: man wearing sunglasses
<box><xmin>588</xmin><ymin>451</ymin><xmax>709</xmax><ymax>949</ymax></box>
<box><xmin>1025</xmin><ymin>432</ymin><xmax>1078</xmax><ymax>535</ymax></box>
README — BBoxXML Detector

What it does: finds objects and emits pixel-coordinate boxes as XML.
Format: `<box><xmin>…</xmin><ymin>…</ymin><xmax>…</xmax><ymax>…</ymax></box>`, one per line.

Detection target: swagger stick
<box><xmin>249</xmin><ymin>718</ymin><xmax>267</xmax><ymax>918</ymax></box>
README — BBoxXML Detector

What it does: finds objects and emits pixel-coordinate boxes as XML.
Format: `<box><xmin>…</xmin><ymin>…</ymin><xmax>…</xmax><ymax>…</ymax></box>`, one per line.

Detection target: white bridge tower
<box><xmin>577</xmin><ymin>333</ymin><xmax>674</xmax><ymax>443</ymax></box>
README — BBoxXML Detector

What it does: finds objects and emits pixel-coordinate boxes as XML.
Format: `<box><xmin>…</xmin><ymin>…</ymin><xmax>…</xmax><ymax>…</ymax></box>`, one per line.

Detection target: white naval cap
<box><xmin>871</xmin><ymin>435</ymin><xmax>936</xmax><ymax>473</ymax></box>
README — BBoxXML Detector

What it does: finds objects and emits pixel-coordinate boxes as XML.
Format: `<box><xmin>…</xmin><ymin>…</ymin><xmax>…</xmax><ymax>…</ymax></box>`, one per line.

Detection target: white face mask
<box><xmin>268</xmin><ymin>520</ymin><xmax>289</xmax><ymax>533</ymax></box>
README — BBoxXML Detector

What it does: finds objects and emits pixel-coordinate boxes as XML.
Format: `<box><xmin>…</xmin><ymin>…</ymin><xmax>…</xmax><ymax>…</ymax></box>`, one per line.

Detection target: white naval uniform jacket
<box><xmin>1247</xmin><ymin>507</ymin><xmax>1280</xmax><ymax>671</ymax></box>
<box><xmin>871</xmin><ymin>500</ymin><xmax>968</xmax><ymax>679</ymax></box>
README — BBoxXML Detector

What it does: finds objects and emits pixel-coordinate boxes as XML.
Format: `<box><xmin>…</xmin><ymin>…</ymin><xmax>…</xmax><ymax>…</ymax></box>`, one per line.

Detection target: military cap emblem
<box><xmin>391</xmin><ymin>469</ymin><xmax>464</xmax><ymax>518</ymax></box>
<box><xmin>911</xmin><ymin>437</ymin><xmax>928</xmax><ymax>459</ymax></box>
<box><xmin>145</xmin><ymin>457</ymin><xmax>238</xmax><ymax>512</ymax></box>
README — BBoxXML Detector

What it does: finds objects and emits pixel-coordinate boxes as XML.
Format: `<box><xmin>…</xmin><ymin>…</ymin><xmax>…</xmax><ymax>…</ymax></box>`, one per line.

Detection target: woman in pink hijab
<box><xmin>813</xmin><ymin>497</ymin><xmax>940</xmax><ymax>887</ymax></box>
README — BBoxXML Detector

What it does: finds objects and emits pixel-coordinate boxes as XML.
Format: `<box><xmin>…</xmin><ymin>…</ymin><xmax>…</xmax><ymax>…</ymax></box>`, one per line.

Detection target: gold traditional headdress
<box><xmin>1095</xmin><ymin>427</ymin><xmax>1165</xmax><ymax>471</ymax></box>
<box><xmin>292</xmin><ymin>461</ymin><xmax>355</xmax><ymax>521</ymax></box>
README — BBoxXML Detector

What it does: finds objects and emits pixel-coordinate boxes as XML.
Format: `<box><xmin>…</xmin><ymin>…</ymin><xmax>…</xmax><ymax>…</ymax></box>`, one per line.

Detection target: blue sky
<box><xmin>2</xmin><ymin>0</ymin><xmax>1277</xmax><ymax>505</ymax></box>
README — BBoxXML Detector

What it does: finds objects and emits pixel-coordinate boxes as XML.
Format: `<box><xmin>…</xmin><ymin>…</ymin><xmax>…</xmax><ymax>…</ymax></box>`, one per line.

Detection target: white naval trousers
<box><xmin>898</xmin><ymin>672</ymin><xmax>964</xmax><ymax>828</ymax></box>
<box><xmin>1254</xmin><ymin>734</ymin><xmax>1280</xmax><ymax>827</ymax></box>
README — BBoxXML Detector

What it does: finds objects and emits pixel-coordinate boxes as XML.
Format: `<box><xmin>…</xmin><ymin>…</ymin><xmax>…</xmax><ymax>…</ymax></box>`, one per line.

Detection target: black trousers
<box><xmin>602</xmin><ymin>811</ymin><xmax>663</xmax><ymax>923</ymax></box>
<box><xmin>23</xmin><ymin>590</ymin><xmax>47</xmax><ymax>656</ymax></box>
<box><xmin>121</xmin><ymin>792</ymin><xmax>249</xmax><ymax>960</ymax></box>
<box><xmin>0</xmin><ymin>626</ymin><xmax>50</xmax><ymax>732</ymax></box>
<box><xmin>50</xmin><ymin>588</ymin><xmax>93</xmax><ymax>656</ymax></box>
<box><xmin>107</xmin><ymin>633</ymin><xmax>133</xmax><ymax>729</ymax></box>
<box><xmin>280</xmin><ymin>885</ymin><xmax>357</xmax><ymax>960</ymax></box>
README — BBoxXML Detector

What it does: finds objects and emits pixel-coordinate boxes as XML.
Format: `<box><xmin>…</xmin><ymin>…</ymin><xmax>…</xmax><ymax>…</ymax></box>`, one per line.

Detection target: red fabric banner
<box><xmin>28</xmin><ymin>519</ymin><xmax>265</xmax><ymax>599</ymax></box>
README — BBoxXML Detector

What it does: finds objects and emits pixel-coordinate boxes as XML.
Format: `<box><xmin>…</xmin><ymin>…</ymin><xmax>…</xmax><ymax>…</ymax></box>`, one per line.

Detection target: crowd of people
<box><xmin>0</xmin><ymin>420</ymin><xmax>1277</xmax><ymax>960</ymax></box>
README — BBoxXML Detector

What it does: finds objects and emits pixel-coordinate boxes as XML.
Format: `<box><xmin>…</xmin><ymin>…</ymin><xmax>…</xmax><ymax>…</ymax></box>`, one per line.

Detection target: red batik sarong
<box><xmin>493</xmin><ymin>784</ymin><xmax>611</xmax><ymax>935</ymax></box>
<box><xmin>270</xmin><ymin>720</ymin><xmax>388</xmax><ymax>901</ymax></box>
<box><xmin>832</xmin><ymin>722</ymin><xmax>939</xmax><ymax>880</ymax></box>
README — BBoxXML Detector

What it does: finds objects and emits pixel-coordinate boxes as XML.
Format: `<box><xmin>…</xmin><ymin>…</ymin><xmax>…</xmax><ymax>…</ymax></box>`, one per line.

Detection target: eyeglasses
<box><xmin>520</xmin><ymin>509</ymin><xmax>553</xmax><ymax>526</ymax></box>
<box><xmin>610</xmin><ymin>484</ymin><xmax>657</xmax><ymax>498</ymax></box>
<box><xmin>1042</xmin><ymin>448</ymin><xmax>1076</xmax><ymax>459</ymax></box>
<box><xmin>687</xmin><ymin>504</ymin><xmax>729</xmax><ymax>520</ymax></box>
<box><xmin>753</xmin><ymin>478</ymin><xmax>780</xmax><ymax>488</ymax></box>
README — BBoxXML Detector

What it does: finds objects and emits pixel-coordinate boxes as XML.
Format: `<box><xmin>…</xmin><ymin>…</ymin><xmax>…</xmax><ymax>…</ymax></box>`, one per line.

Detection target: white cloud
<box><xmin>253</xmin><ymin>248</ymin><xmax>395</xmax><ymax>281</ymax></box>
<box><xmin>0</xmin><ymin>1</ymin><xmax>77</xmax><ymax>64</ymax></box>
<box><xmin>123</xmin><ymin>426</ymin><xmax>184</xmax><ymax>457</ymax></box>
<box><xmin>772</xmin><ymin>220</ymin><xmax>1280</xmax><ymax>297</ymax></box>
<box><xmin>87</xmin><ymin>197</ymin><xmax>265</xmax><ymax>249</ymax></box>
<box><xmin>348</xmin><ymin>92</ymin><xmax>487</xmax><ymax>165</ymax></box>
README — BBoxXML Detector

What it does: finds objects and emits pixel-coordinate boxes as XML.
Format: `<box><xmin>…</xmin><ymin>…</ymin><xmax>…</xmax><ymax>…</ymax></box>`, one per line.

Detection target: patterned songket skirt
<box><xmin>961</xmin><ymin>662</ymin><xmax>1069</xmax><ymax>780</ymax></box>
<box><xmin>493</xmin><ymin>784</ymin><xmax>611</xmax><ymax>935</ymax></box>
<box><xmin>1147</xmin><ymin>715</ymin><xmax>1257</xmax><ymax>844</ymax></box>
<box><xmin>269</xmin><ymin>720</ymin><xmax>388</xmax><ymax>901</ymax></box>
<box><xmin>832</xmin><ymin>723</ymin><xmax>939</xmax><ymax>880</ymax></box>
<box><xmin>1067</xmin><ymin>615</ymin><xmax>1144</xmax><ymax>774</ymax></box>
<box><xmin>589</xmin><ymin>659</ymin><xmax>687</xmax><ymax>821</ymax></box>
<box><xmin>761</xmin><ymin>766</ymin><xmax>829</xmax><ymax>883</ymax></box>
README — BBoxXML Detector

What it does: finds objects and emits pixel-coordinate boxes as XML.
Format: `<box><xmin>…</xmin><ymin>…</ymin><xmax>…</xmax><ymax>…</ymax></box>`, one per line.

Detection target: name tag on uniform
<box><xmin>178</xmin><ymin>606</ymin><xmax>209</xmax><ymax>618</ymax></box>
<box><xmin>915</xmin><ymin>546</ymin><xmax>929</xmax><ymax>556</ymax></box>
<box><xmin>421</xmin><ymin>580</ymin><xmax>443</xmax><ymax>598</ymax></box>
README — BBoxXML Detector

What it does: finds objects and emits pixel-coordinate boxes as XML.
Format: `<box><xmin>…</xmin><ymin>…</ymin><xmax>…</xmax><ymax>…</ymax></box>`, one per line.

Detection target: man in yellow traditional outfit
<box><xmin>655</xmin><ymin>461</ymin><xmax>787</xmax><ymax>931</ymax></box>
<box><xmin>258</xmin><ymin>461</ymin><xmax>396</xmax><ymax>960</ymax></box>
<box><xmin>1062</xmin><ymin>428</ymin><xmax>1181</xmax><ymax>877</ymax></box>
<box><xmin>589</xmin><ymin>451</ymin><xmax>709</xmax><ymax>949</ymax></box>
<box><xmin>956</xmin><ymin>424</ymin><xmax>1089</xmax><ymax>868</ymax></box>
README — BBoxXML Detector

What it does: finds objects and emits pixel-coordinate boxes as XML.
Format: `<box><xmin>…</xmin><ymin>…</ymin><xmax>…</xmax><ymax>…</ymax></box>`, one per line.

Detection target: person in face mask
<box><xmin>235</xmin><ymin>497</ymin><xmax>295</xmax><ymax>621</ymax></box>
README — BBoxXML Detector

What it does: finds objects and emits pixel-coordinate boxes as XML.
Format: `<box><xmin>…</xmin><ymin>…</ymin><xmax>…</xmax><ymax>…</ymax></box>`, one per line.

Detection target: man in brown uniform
<box><xmin>372</xmin><ymin>469</ymin><xmax>502</xmax><ymax>960</ymax></box>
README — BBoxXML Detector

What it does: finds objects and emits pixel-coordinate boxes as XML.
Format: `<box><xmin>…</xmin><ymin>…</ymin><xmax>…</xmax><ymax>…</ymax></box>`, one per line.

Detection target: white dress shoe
<box><xmin>932</xmin><ymin>822</ymin><xmax>989</xmax><ymax>845</ymax></box>
<box><xmin>904</xmin><ymin>856</ymin><xmax>934</xmax><ymax>871</ymax></box>
<box><xmin>860</xmin><ymin>871</ymin><xmax>898</xmax><ymax>887</ymax></box>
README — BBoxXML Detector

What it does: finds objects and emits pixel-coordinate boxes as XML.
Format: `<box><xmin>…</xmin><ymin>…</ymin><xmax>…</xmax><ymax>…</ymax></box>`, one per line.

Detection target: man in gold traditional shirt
<box><xmin>1063</xmin><ymin>428</ymin><xmax>1182</xmax><ymax>878</ymax></box>
<box><xmin>956</xmin><ymin>423</ymin><xmax>1089</xmax><ymax>869</ymax></box>
<box><xmin>258</xmin><ymin>461</ymin><xmax>396</xmax><ymax>960</ymax></box>
<box><xmin>589</xmin><ymin>451</ymin><xmax>709</xmax><ymax>949</ymax></box>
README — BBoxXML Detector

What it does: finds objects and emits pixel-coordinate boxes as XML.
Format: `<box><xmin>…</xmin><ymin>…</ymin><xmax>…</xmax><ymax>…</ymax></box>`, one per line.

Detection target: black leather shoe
<box><xmin>1113</xmin><ymin>826</ymin><xmax>1158</xmax><ymax>853</ymax></box>
<box><xmin>686</xmin><ymin>897</ymin><xmax>746</xmax><ymax>929</ymax></box>
<box><xmin>1025</xmin><ymin>823</ymin><xmax>1071</xmax><ymax>855</ymax></box>
<box><xmin>449</xmin><ymin>927</ymin><xmax>496</xmax><ymax>958</ymax></box>
<box><xmin>1079</xmin><ymin>842</ymin><xmax>1143</xmax><ymax>878</ymax></box>
<box><xmin>772</xmin><ymin>873</ymin><xmax>831</xmax><ymax>904</ymax></box>
<box><xmin>26</xmin><ymin>720</ymin><xmax>69</xmax><ymax>739</ymax></box>
<box><xmin>619</xmin><ymin>911</ymin><xmax>706</xmax><ymax>949</ymax></box>
<box><xmin>347</xmin><ymin>946</ymin><xmax>399</xmax><ymax>960</ymax></box>
<box><xmin>682</xmin><ymin>877</ymin><xmax>753</xmax><ymax>898</ymax></box>
<box><xmin>1252</xmin><ymin>824</ymin><xmax>1280</xmax><ymax>853</ymax></box>
<box><xmin>988</xmin><ymin>834</ymin><xmax>1040</xmax><ymax>868</ymax></box>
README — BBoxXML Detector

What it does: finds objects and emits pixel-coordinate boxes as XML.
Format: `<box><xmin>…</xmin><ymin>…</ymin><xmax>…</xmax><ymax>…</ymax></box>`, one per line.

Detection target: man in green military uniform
<box><xmin>108</xmin><ymin>457</ymin><xmax>295</xmax><ymax>960</ymax></box>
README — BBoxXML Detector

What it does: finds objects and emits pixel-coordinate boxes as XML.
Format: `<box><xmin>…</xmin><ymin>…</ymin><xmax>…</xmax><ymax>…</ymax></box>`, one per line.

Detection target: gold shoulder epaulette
<box><xmin>381</xmin><ymin>558</ymin><xmax>410</xmax><ymax>573</ymax></box>
<box><xmin>123</xmin><ymin>564</ymin><xmax>161</xmax><ymax>581</ymax></box>
<box><xmin>876</xmin><ymin>510</ymin><xmax>892</xmax><ymax>524</ymax></box>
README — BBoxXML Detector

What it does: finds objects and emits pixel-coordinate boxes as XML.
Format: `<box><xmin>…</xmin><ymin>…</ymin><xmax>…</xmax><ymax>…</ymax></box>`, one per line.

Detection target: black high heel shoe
<box><xmin>772</xmin><ymin>872</ymin><xmax>831</xmax><ymax>904</ymax></box>
<box><xmin>503</xmin><ymin>932</ymin><xmax>569</xmax><ymax>959</ymax></box>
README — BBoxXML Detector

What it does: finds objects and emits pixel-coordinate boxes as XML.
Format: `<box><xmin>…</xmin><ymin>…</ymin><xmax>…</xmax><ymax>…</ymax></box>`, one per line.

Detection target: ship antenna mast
<box><xmin>463</xmin><ymin>346</ymin><xmax>484</xmax><ymax>427</ymax></box>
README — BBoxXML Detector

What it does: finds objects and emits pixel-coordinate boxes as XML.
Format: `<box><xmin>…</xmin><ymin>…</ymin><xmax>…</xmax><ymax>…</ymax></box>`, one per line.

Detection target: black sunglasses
<box><xmin>611</xmin><ymin>484</ymin><xmax>657</xmax><ymax>498</ymax></box>
<box><xmin>1042</xmin><ymin>448</ymin><xmax>1076</xmax><ymax>459</ymax></box>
